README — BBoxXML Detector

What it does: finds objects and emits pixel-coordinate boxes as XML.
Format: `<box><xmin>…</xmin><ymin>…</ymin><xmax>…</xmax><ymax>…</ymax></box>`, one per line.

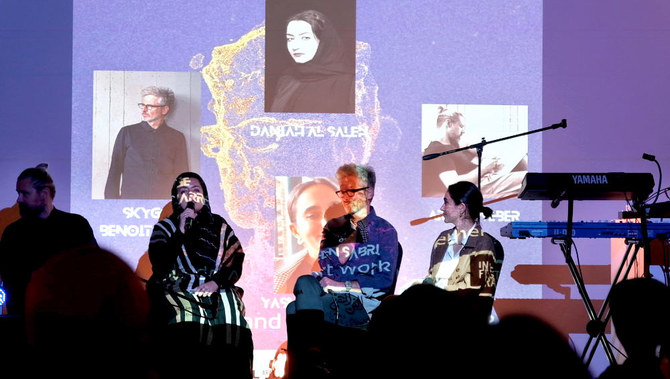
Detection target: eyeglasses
<box><xmin>137</xmin><ymin>103</ymin><xmax>166</xmax><ymax>110</ymax></box>
<box><xmin>335</xmin><ymin>187</ymin><xmax>369</xmax><ymax>198</ymax></box>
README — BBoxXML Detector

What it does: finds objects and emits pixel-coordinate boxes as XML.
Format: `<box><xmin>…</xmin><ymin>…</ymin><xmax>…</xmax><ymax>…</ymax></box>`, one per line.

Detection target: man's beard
<box><xmin>19</xmin><ymin>203</ymin><xmax>44</xmax><ymax>218</ymax></box>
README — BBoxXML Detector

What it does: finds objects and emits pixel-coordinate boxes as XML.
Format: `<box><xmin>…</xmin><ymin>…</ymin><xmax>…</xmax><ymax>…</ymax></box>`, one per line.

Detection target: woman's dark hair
<box><xmin>287</xmin><ymin>9</ymin><xmax>329</xmax><ymax>40</ymax></box>
<box><xmin>448</xmin><ymin>181</ymin><xmax>493</xmax><ymax>221</ymax></box>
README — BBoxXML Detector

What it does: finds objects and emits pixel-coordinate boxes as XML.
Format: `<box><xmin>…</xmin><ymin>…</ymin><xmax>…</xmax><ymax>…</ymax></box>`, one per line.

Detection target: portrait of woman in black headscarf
<box><xmin>267</xmin><ymin>8</ymin><xmax>355</xmax><ymax>114</ymax></box>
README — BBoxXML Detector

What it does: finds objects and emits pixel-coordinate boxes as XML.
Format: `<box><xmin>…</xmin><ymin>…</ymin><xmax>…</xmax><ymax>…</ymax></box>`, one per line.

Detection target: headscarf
<box><xmin>284</xmin><ymin>10</ymin><xmax>354</xmax><ymax>81</ymax></box>
<box><xmin>169</xmin><ymin>172</ymin><xmax>221</xmax><ymax>272</ymax></box>
<box><xmin>171</xmin><ymin>171</ymin><xmax>211</xmax><ymax>214</ymax></box>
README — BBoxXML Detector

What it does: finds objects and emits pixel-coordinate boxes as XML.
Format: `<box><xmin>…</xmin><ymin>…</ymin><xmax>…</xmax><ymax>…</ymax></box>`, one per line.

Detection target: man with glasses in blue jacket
<box><xmin>289</xmin><ymin>163</ymin><xmax>401</xmax><ymax>324</ymax></box>
<box><xmin>285</xmin><ymin>163</ymin><xmax>401</xmax><ymax>378</ymax></box>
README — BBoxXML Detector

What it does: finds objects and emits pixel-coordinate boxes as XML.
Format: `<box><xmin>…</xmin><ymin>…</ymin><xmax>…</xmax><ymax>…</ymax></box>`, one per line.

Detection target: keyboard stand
<box><xmin>581</xmin><ymin>239</ymin><xmax>645</xmax><ymax>366</ymax></box>
<box><xmin>517</xmin><ymin>172</ymin><xmax>656</xmax><ymax>369</ymax></box>
<box><xmin>579</xmin><ymin>200</ymin><xmax>653</xmax><ymax>366</ymax></box>
<box><xmin>551</xmin><ymin>197</ymin><xmax>617</xmax><ymax>366</ymax></box>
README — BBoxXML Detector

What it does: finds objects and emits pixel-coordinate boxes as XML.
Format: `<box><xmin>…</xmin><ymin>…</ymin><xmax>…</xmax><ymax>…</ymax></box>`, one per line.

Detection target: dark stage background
<box><xmin>1</xmin><ymin>1</ymin><xmax>669</xmax><ymax>377</ymax></box>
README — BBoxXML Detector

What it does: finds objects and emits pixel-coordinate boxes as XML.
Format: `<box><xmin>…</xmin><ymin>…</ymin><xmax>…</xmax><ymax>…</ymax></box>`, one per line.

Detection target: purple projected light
<box><xmin>71</xmin><ymin>0</ymin><xmax>543</xmax><ymax>373</ymax></box>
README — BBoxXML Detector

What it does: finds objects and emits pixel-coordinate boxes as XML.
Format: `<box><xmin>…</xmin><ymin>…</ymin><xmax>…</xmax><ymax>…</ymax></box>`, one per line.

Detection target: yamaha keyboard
<box><xmin>501</xmin><ymin>221</ymin><xmax>670</xmax><ymax>239</ymax></box>
<box><xmin>518</xmin><ymin>172</ymin><xmax>654</xmax><ymax>202</ymax></box>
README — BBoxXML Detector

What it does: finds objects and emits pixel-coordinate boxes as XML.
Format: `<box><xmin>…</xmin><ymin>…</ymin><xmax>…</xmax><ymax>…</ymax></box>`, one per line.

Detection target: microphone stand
<box><xmin>423</xmin><ymin>119</ymin><xmax>567</xmax><ymax>190</ymax></box>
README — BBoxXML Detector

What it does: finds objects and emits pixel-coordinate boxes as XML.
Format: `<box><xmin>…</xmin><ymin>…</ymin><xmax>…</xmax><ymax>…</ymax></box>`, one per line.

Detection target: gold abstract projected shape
<box><xmin>200</xmin><ymin>25</ymin><xmax>394</xmax><ymax>239</ymax></box>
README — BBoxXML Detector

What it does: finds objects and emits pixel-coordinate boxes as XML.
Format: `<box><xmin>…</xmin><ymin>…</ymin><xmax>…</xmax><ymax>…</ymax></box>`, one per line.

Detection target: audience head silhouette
<box><xmin>609</xmin><ymin>277</ymin><xmax>670</xmax><ymax>360</ymax></box>
<box><xmin>24</xmin><ymin>246</ymin><xmax>151</xmax><ymax>377</ymax></box>
<box><xmin>488</xmin><ymin>314</ymin><xmax>593</xmax><ymax>379</ymax></box>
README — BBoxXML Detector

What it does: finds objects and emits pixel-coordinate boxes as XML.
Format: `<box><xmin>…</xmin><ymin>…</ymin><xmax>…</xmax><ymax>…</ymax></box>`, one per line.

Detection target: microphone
<box><xmin>642</xmin><ymin>153</ymin><xmax>662</xmax><ymax>204</ymax></box>
<box><xmin>551</xmin><ymin>119</ymin><xmax>567</xmax><ymax>129</ymax></box>
<box><xmin>184</xmin><ymin>202</ymin><xmax>195</xmax><ymax>231</ymax></box>
<box><xmin>643</xmin><ymin>153</ymin><xmax>656</xmax><ymax>161</ymax></box>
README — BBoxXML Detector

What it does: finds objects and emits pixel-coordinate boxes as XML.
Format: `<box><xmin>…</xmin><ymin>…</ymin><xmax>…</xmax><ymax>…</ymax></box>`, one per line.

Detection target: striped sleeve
<box><xmin>148</xmin><ymin>219</ymin><xmax>181</xmax><ymax>277</ymax></box>
<box><xmin>212</xmin><ymin>220</ymin><xmax>245</xmax><ymax>287</ymax></box>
